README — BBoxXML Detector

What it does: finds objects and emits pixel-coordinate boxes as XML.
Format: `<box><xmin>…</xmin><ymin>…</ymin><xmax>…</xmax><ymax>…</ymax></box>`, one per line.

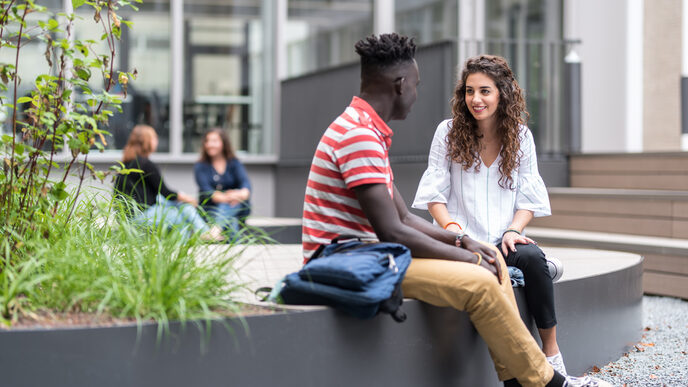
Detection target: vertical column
<box><xmin>682</xmin><ymin>0</ymin><xmax>688</xmax><ymax>150</ymax></box>
<box><xmin>563</xmin><ymin>0</ymin><xmax>581</xmax><ymax>154</ymax></box>
<box><xmin>262</xmin><ymin>0</ymin><xmax>284</xmax><ymax>156</ymax></box>
<box><xmin>373</xmin><ymin>0</ymin><xmax>394</xmax><ymax>35</ymax></box>
<box><xmin>625</xmin><ymin>0</ymin><xmax>643</xmax><ymax>152</ymax></box>
<box><xmin>564</xmin><ymin>50</ymin><xmax>582</xmax><ymax>154</ymax></box>
<box><xmin>458</xmin><ymin>0</ymin><xmax>485</xmax><ymax>68</ymax></box>
<box><xmin>169</xmin><ymin>0</ymin><xmax>184</xmax><ymax>156</ymax></box>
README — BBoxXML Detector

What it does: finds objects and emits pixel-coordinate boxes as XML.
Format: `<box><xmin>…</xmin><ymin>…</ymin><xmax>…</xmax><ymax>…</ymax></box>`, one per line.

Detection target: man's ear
<box><xmin>394</xmin><ymin>76</ymin><xmax>405</xmax><ymax>95</ymax></box>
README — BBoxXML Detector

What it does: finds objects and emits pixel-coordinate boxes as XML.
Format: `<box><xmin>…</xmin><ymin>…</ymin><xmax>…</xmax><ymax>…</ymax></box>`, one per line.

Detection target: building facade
<box><xmin>2</xmin><ymin>0</ymin><xmax>686</xmax><ymax>217</ymax></box>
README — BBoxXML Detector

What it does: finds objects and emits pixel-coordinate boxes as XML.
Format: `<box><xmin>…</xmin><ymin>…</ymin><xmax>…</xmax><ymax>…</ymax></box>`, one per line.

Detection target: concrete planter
<box><xmin>0</xmin><ymin>253</ymin><xmax>642</xmax><ymax>387</ymax></box>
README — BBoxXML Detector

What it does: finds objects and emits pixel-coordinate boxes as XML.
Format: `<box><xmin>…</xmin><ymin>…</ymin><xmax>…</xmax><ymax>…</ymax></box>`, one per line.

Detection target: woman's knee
<box><xmin>510</xmin><ymin>244</ymin><xmax>550</xmax><ymax>278</ymax></box>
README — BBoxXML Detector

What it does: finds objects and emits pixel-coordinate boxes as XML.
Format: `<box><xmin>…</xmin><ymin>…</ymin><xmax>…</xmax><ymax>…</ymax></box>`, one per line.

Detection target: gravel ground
<box><xmin>592</xmin><ymin>296</ymin><xmax>688</xmax><ymax>387</ymax></box>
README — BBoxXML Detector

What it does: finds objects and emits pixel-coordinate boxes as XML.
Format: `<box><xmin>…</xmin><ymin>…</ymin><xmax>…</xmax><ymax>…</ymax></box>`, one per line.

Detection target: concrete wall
<box><xmin>567</xmin><ymin>0</ymin><xmax>636</xmax><ymax>153</ymax></box>
<box><xmin>276</xmin><ymin>41</ymin><xmax>457</xmax><ymax>218</ymax></box>
<box><xmin>276</xmin><ymin>40</ymin><xmax>570</xmax><ymax>218</ymax></box>
<box><xmin>643</xmin><ymin>0</ymin><xmax>682</xmax><ymax>151</ymax></box>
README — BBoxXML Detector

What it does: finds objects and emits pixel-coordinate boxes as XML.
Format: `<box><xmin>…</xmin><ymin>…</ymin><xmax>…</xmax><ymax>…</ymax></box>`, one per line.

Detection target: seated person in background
<box><xmin>301</xmin><ymin>33</ymin><xmax>609</xmax><ymax>387</ymax></box>
<box><xmin>114</xmin><ymin>124</ymin><xmax>223</xmax><ymax>241</ymax></box>
<box><xmin>413</xmin><ymin>55</ymin><xmax>567</xmax><ymax>375</ymax></box>
<box><xmin>194</xmin><ymin>128</ymin><xmax>251</xmax><ymax>235</ymax></box>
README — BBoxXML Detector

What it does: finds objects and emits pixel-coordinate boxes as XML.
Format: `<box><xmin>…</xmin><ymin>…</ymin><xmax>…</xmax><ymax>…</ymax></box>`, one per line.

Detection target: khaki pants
<box><xmin>401</xmin><ymin>246</ymin><xmax>554</xmax><ymax>387</ymax></box>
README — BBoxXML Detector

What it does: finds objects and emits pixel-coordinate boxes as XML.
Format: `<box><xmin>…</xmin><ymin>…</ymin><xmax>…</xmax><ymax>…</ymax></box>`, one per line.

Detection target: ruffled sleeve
<box><xmin>515</xmin><ymin>127</ymin><xmax>551</xmax><ymax>217</ymax></box>
<box><xmin>412</xmin><ymin>120</ymin><xmax>453</xmax><ymax>210</ymax></box>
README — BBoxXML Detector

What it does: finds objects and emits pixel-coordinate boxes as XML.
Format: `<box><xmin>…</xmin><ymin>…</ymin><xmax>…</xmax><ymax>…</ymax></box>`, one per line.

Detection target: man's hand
<box><xmin>461</xmin><ymin>236</ymin><xmax>502</xmax><ymax>284</ymax></box>
<box><xmin>500</xmin><ymin>231</ymin><xmax>536</xmax><ymax>256</ymax></box>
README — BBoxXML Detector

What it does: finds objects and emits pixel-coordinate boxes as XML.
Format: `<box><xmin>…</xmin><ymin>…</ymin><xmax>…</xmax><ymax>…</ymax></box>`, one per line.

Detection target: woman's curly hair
<box><xmin>447</xmin><ymin>55</ymin><xmax>529</xmax><ymax>189</ymax></box>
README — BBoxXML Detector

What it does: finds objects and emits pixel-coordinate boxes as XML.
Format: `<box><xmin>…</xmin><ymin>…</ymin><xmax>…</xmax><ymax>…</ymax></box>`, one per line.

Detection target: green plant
<box><xmin>0</xmin><ymin>1</ymin><xmax>263</xmax><ymax>332</ymax></box>
<box><xmin>0</xmin><ymin>0</ymin><xmax>138</xmax><ymax>257</ymax></box>
<box><xmin>17</xmin><ymin>193</ymin><xmax>248</xmax><ymax>336</ymax></box>
<box><xmin>0</xmin><ymin>254</ymin><xmax>49</xmax><ymax>326</ymax></box>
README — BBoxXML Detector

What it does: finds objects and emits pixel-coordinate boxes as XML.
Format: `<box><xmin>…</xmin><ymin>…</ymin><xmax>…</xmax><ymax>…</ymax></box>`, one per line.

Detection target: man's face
<box><xmin>393</xmin><ymin>59</ymin><xmax>420</xmax><ymax>120</ymax></box>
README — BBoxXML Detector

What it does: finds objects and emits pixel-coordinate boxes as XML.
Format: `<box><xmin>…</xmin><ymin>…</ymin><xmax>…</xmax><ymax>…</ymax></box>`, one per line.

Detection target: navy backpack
<box><xmin>275</xmin><ymin>236</ymin><xmax>412</xmax><ymax>322</ymax></box>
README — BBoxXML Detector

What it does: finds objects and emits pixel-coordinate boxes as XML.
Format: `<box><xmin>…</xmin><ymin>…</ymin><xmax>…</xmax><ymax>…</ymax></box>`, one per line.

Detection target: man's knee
<box><xmin>469</xmin><ymin>268</ymin><xmax>502</xmax><ymax>294</ymax></box>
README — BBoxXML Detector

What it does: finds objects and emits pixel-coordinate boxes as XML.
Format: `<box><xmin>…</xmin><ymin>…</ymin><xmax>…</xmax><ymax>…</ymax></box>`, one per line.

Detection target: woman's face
<box><xmin>465</xmin><ymin>72</ymin><xmax>500</xmax><ymax>123</ymax></box>
<box><xmin>204</xmin><ymin>132</ymin><xmax>224</xmax><ymax>159</ymax></box>
<box><xmin>150</xmin><ymin>133</ymin><xmax>159</xmax><ymax>153</ymax></box>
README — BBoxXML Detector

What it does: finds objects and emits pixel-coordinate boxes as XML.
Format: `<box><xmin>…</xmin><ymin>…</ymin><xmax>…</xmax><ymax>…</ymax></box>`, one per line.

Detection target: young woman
<box><xmin>412</xmin><ymin>55</ymin><xmax>567</xmax><ymax>375</ymax></box>
<box><xmin>114</xmin><ymin>125</ymin><xmax>223</xmax><ymax>241</ymax></box>
<box><xmin>194</xmin><ymin>129</ymin><xmax>251</xmax><ymax>235</ymax></box>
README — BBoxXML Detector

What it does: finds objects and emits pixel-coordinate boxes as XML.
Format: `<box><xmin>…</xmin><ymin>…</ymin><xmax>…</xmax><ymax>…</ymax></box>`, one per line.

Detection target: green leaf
<box><xmin>16</xmin><ymin>96</ymin><xmax>32</xmax><ymax>104</ymax></box>
<box><xmin>49</xmin><ymin>182</ymin><xmax>69</xmax><ymax>202</ymax></box>
<box><xmin>72</xmin><ymin>0</ymin><xmax>86</xmax><ymax>9</ymax></box>
<box><xmin>68</xmin><ymin>137</ymin><xmax>80</xmax><ymax>150</ymax></box>
<box><xmin>118</xmin><ymin>168</ymin><xmax>143</xmax><ymax>175</ymax></box>
<box><xmin>75</xmin><ymin>67</ymin><xmax>91</xmax><ymax>81</ymax></box>
<box><xmin>15</xmin><ymin>142</ymin><xmax>24</xmax><ymax>155</ymax></box>
<box><xmin>48</xmin><ymin>19</ymin><xmax>59</xmax><ymax>30</ymax></box>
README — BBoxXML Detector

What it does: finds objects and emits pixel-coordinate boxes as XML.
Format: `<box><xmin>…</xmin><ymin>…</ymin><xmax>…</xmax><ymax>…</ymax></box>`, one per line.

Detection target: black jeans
<box><xmin>495</xmin><ymin>239</ymin><xmax>557</xmax><ymax>329</ymax></box>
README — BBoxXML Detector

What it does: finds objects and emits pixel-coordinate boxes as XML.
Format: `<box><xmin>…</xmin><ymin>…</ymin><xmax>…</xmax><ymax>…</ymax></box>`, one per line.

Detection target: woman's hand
<box><xmin>445</xmin><ymin>223</ymin><xmax>462</xmax><ymax>233</ymax></box>
<box><xmin>177</xmin><ymin>192</ymin><xmax>198</xmax><ymax>207</ymax></box>
<box><xmin>500</xmin><ymin>231</ymin><xmax>536</xmax><ymax>256</ymax></box>
<box><xmin>461</xmin><ymin>236</ymin><xmax>502</xmax><ymax>284</ymax></box>
<box><xmin>225</xmin><ymin>188</ymin><xmax>250</xmax><ymax>206</ymax></box>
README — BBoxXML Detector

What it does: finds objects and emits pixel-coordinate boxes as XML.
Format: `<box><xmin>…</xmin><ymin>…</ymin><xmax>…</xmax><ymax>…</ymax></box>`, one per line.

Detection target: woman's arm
<box><xmin>222</xmin><ymin>159</ymin><xmax>251</xmax><ymax>205</ymax></box>
<box><xmin>500</xmin><ymin>128</ymin><xmax>550</xmax><ymax>255</ymax></box>
<box><xmin>428</xmin><ymin>202</ymin><xmax>462</xmax><ymax>233</ymax></box>
<box><xmin>141</xmin><ymin>157</ymin><xmax>178</xmax><ymax>200</ymax></box>
<box><xmin>194</xmin><ymin>163</ymin><xmax>219</xmax><ymax>205</ymax></box>
<box><xmin>500</xmin><ymin>209</ymin><xmax>536</xmax><ymax>255</ymax></box>
<box><xmin>411</xmin><ymin>121</ymin><xmax>452</xmax><ymax>212</ymax></box>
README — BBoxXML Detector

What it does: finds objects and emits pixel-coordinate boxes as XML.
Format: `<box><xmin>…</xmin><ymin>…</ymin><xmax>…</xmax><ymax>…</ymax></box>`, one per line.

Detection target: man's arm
<box><xmin>353</xmin><ymin>183</ymin><xmax>501</xmax><ymax>282</ymax></box>
<box><xmin>392</xmin><ymin>185</ymin><xmax>498</xmax><ymax>262</ymax></box>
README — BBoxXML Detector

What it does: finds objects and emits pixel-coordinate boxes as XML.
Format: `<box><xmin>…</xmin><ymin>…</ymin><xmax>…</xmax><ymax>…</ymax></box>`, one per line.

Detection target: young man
<box><xmin>301</xmin><ymin>33</ymin><xmax>610</xmax><ymax>387</ymax></box>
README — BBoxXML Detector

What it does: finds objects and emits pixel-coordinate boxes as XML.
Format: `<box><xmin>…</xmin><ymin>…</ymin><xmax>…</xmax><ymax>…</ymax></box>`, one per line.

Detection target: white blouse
<box><xmin>412</xmin><ymin>119</ymin><xmax>551</xmax><ymax>244</ymax></box>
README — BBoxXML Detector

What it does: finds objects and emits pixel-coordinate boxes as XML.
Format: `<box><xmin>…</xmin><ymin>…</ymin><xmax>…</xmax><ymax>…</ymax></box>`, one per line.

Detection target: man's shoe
<box><xmin>564</xmin><ymin>375</ymin><xmax>613</xmax><ymax>387</ymax></box>
<box><xmin>546</xmin><ymin>352</ymin><xmax>568</xmax><ymax>376</ymax></box>
<box><xmin>547</xmin><ymin>256</ymin><xmax>564</xmax><ymax>282</ymax></box>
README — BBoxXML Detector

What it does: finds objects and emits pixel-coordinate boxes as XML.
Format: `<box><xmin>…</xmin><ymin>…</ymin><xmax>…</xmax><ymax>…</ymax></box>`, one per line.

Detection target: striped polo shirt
<box><xmin>302</xmin><ymin>96</ymin><xmax>394</xmax><ymax>261</ymax></box>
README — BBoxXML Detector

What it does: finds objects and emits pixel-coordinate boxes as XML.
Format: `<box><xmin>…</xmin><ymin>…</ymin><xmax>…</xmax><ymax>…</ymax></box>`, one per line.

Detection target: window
<box><xmin>395</xmin><ymin>0</ymin><xmax>458</xmax><ymax>45</ymax></box>
<box><xmin>286</xmin><ymin>0</ymin><xmax>373</xmax><ymax>78</ymax></box>
<box><xmin>182</xmin><ymin>1</ymin><xmax>264</xmax><ymax>154</ymax></box>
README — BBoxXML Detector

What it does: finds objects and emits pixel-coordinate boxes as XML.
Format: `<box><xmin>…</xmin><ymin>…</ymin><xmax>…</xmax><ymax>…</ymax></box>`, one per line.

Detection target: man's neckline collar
<box><xmin>350</xmin><ymin>96</ymin><xmax>394</xmax><ymax>138</ymax></box>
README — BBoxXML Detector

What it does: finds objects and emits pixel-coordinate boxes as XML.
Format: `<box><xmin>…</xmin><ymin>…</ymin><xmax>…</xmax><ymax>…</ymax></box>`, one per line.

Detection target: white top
<box><xmin>412</xmin><ymin>119</ymin><xmax>551</xmax><ymax>244</ymax></box>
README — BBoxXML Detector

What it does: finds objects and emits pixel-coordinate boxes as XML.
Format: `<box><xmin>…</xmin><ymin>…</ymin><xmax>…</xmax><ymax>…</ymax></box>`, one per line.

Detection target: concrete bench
<box><xmin>247</xmin><ymin>216</ymin><xmax>688</xmax><ymax>299</ymax></box>
<box><xmin>527</xmin><ymin>226</ymin><xmax>688</xmax><ymax>299</ymax></box>
<box><xmin>218</xmin><ymin>242</ymin><xmax>642</xmax><ymax>386</ymax></box>
<box><xmin>0</xmin><ymin>242</ymin><xmax>642</xmax><ymax>387</ymax></box>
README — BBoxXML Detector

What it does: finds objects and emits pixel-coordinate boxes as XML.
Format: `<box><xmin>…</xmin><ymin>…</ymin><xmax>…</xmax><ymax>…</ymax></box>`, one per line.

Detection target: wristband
<box><xmin>455</xmin><ymin>231</ymin><xmax>466</xmax><ymax>247</ymax></box>
<box><xmin>503</xmin><ymin>229</ymin><xmax>521</xmax><ymax>237</ymax></box>
<box><xmin>444</xmin><ymin>221</ymin><xmax>463</xmax><ymax>230</ymax></box>
<box><xmin>472</xmin><ymin>252</ymin><xmax>482</xmax><ymax>266</ymax></box>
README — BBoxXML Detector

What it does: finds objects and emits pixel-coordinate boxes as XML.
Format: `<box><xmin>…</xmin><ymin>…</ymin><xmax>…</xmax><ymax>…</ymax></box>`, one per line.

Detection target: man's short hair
<box><xmin>354</xmin><ymin>33</ymin><xmax>416</xmax><ymax>76</ymax></box>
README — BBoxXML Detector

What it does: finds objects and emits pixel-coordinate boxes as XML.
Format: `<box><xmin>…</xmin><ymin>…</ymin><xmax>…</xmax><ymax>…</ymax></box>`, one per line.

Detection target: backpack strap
<box><xmin>311</xmin><ymin>235</ymin><xmax>363</xmax><ymax>259</ymax></box>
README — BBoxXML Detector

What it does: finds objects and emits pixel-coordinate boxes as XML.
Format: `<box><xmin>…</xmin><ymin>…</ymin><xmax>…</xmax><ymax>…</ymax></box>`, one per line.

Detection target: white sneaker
<box><xmin>547</xmin><ymin>256</ymin><xmax>564</xmax><ymax>282</ymax></box>
<box><xmin>201</xmin><ymin>225</ymin><xmax>226</xmax><ymax>243</ymax></box>
<box><xmin>547</xmin><ymin>352</ymin><xmax>568</xmax><ymax>376</ymax></box>
<box><xmin>564</xmin><ymin>375</ymin><xmax>613</xmax><ymax>387</ymax></box>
